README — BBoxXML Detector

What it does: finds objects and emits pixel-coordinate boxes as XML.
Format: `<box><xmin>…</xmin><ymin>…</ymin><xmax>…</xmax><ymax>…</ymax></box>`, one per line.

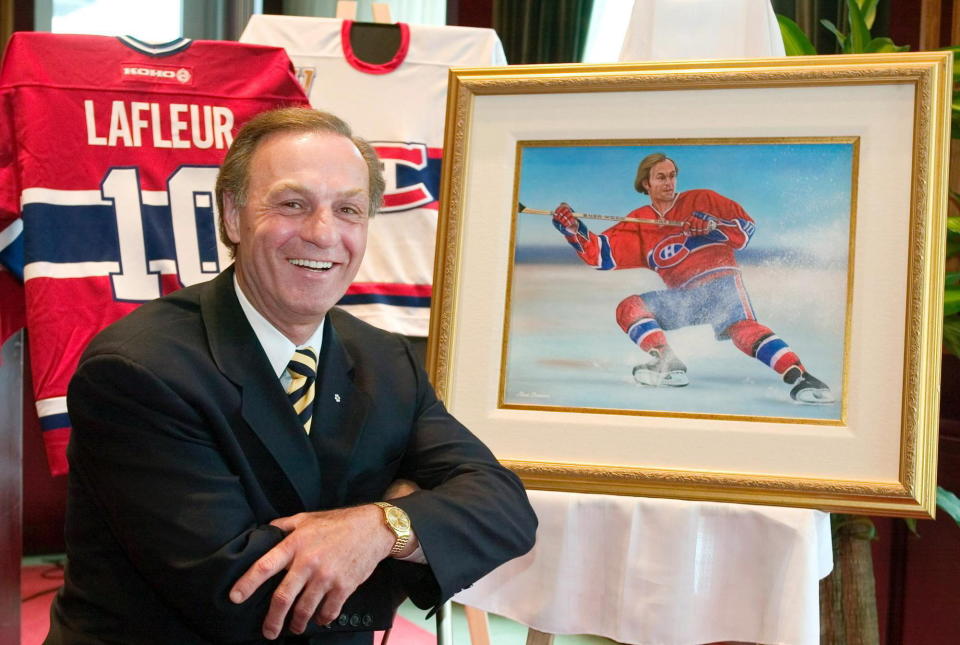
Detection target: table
<box><xmin>454</xmin><ymin>490</ymin><xmax>832</xmax><ymax>645</ymax></box>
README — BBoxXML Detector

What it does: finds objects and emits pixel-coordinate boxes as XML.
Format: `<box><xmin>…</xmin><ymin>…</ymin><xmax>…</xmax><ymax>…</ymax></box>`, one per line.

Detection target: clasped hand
<box><xmin>229</xmin><ymin>505</ymin><xmax>394</xmax><ymax>639</ymax></box>
<box><xmin>687</xmin><ymin>210</ymin><xmax>719</xmax><ymax>236</ymax></box>
<box><xmin>230</xmin><ymin>478</ymin><xmax>420</xmax><ymax>640</ymax></box>
<box><xmin>552</xmin><ymin>202</ymin><xmax>581</xmax><ymax>236</ymax></box>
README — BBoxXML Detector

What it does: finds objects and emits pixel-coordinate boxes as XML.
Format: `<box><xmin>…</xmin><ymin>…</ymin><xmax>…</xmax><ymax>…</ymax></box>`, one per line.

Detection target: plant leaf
<box><xmin>846</xmin><ymin>0</ymin><xmax>870</xmax><ymax>53</ymax></box>
<box><xmin>936</xmin><ymin>486</ymin><xmax>960</xmax><ymax>527</ymax></box>
<box><xmin>858</xmin><ymin>0</ymin><xmax>879</xmax><ymax>30</ymax></box>
<box><xmin>948</xmin><ymin>216</ymin><xmax>960</xmax><ymax>233</ymax></box>
<box><xmin>904</xmin><ymin>517</ymin><xmax>919</xmax><ymax>535</ymax></box>
<box><xmin>820</xmin><ymin>18</ymin><xmax>846</xmax><ymax>49</ymax></box>
<box><xmin>944</xmin><ymin>316</ymin><xmax>960</xmax><ymax>356</ymax></box>
<box><xmin>866</xmin><ymin>37</ymin><xmax>899</xmax><ymax>53</ymax></box>
<box><xmin>777</xmin><ymin>15</ymin><xmax>817</xmax><ymax>56</ymax></box>
<box><xmin>945</xmin><ymin>289</ymin><xmax>960</xmax><ymax>316</ymax></box>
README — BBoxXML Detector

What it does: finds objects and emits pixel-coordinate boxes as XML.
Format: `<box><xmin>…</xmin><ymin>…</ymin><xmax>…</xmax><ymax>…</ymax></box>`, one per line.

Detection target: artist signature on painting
<box><xmin>515</xmin><ymin>391</ymin><xmax>551</xmax><ymax>399</ymax></box>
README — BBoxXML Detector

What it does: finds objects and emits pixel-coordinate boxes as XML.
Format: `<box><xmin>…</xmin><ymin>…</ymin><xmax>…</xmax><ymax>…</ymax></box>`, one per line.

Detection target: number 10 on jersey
<box><xmin>103</xmin><ymin>165</ymin><xmax>230</xmax><ymax>301</ymax></box>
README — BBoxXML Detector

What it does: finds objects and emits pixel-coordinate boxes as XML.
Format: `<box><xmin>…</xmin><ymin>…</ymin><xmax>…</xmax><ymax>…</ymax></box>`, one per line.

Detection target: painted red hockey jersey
<box><xmin>0</xmin><ymin>32</ymin><xmax>308</xmax><ymax>474</ymax></box>
<box><xmin>566</xmin><ymin>189</ymin><xmax>756</xmax><ymax>288</ymax></box>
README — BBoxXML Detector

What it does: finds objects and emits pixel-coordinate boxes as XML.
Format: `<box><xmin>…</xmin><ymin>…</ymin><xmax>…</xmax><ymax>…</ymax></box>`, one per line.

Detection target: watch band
<box><xmin>389</xmin><ymin>533</ymin><xmax>411</xmax><ymax>556</ymax></box>
<box><xmin>374</xmin><ymin>501</ymin><xmax>411</xmax><ymax>556</ymax></box>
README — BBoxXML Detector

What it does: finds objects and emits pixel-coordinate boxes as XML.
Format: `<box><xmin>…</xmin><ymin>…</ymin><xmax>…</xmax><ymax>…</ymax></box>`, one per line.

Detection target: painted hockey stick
<box><xmin>517</xmin><ymin>202</ymin><xmax>686</xmax><ymax>227</ymax></box>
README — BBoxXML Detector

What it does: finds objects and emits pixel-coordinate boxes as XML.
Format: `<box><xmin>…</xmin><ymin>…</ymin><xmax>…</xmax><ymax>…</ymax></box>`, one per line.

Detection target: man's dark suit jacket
<box><xmin>45</xmin><ymin>267</ymin><xmax>537</xmax><ymax>644</ymax></box>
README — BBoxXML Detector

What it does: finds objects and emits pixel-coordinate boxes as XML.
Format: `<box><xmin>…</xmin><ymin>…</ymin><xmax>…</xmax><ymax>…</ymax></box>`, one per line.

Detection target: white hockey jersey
<box><xmin>241</xmin><ymin>15</ymin><xmax>506</xmax><ymax>336</ymax></box>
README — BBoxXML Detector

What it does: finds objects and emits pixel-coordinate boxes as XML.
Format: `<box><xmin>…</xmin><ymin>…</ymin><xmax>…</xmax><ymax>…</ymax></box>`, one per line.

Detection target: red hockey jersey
<box><xmin>566</xmin><ymin>189</ymin><xmax>756</xmax><ymax>288</ymax></box>
<box><xmin>0</xmin><ymin>32</ymin><xmax>308</xmax><ymax>474</ymax></box>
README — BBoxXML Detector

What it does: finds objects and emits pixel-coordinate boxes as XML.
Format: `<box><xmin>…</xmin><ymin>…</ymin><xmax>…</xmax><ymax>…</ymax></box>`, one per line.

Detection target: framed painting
<box><xmin>427</xmin><ymin>53</ymin><xmax>951</xmax><ymax>517</ymax></box>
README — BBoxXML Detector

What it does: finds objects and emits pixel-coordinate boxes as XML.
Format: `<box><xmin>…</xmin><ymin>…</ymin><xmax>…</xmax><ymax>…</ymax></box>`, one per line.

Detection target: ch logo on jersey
<box><xmin>648</xmin><ymin>228</ymin><xmax>732</xmax><ymax>271</ymax></box>
<box><xmin>648</xmin><ymin>235</ymin><xmax>691</xmax><ymax>270</ymax></box>
<box><xmin>371</xmin><ymin>141</ymin><xmax>442</xmax><ymax>213</ymax></box>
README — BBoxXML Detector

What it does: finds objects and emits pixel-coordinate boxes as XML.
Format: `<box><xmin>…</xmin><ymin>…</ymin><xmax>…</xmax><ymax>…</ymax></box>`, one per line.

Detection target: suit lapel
<box><xmin>310</xmin><ymin>313</ymin><xmax>371</xmax><ymax>508</ymax></box>
<box><xmin>201</xmin><ymin>268</ymin><xmax>323</xmax><ymax>513</ymax></box>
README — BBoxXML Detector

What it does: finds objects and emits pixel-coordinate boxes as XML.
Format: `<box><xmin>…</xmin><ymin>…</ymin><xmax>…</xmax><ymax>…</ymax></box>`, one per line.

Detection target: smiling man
<box><xmin>46</xmin><ymin>108</ymin><xmax>537</xmax><ymax>644</ymax></box>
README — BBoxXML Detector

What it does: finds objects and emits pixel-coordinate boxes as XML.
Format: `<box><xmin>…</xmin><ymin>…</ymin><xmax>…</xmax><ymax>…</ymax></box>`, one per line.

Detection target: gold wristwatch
<box><xmin>373</xmin><ymin>501</ymin><xmax>412</xmax><ymax>556</ymax></box>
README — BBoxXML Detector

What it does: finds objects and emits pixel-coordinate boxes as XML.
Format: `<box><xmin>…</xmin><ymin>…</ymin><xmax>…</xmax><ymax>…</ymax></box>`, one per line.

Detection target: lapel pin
<box><xmin>334</xmin><ymin>393</ymin><xmax>341</xmax><ymax>403</ymax></box>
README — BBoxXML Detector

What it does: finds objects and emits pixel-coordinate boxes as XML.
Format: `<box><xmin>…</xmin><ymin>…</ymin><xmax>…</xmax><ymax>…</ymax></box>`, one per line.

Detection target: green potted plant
<box><xmin>777</xmin><ymin>2</ymin><xmax>960</xmax><ymax>642</ymax></box>
<box><xmin>777</xmin><ymin>0</ymin><xmax>906</xmax><ymax>55</ymax></box>
<box><xmin>778</xmin><ymin>0</ymin><xmax>960</xmax><ymax>528</ymax></box>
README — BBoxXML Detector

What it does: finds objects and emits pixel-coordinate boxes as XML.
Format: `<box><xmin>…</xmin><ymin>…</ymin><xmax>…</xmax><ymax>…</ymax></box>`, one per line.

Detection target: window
<box><xmin>40</xmin><ymin>0</ymin><xmax>183</xmax><ymax>40</ymax></box>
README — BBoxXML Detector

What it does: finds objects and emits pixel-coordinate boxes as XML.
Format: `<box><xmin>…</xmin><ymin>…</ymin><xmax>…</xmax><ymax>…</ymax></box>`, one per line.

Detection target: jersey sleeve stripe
<box><xmin>598</xmin><ymin>234</ymin><xmax>616</xmax><ymax>270</ymax></box>
<box><xmin>345</xmin><ymin>282</ymin><xmax>432</xmax><ymax>297</ymax></box>
<box><xmin>39</xmin><ymin>412</ymin><xmax>72</xmax><ymax>432</ymax></box>
<box><xmin>23</xmin><ymin>187</ymin><xmax>170</xmax><ymax>207</ymax></box>
<box><xmin>36</xmin><ymin>395</ymin><xmax>68</xmax><ymax>417</ymax></box>
<box><xmin>337</xmin><ymin>293</ymin><xmax>430</xmax><ymax>308</ymax></box>
<box><xmin>25</xmin><ymin>261</ymin><xmax>120</xmax><ymax>280</ymax></box>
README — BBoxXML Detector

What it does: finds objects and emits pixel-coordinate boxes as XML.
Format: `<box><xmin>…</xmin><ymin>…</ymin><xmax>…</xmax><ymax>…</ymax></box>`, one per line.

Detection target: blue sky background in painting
<box><xmin>514</xmin><ymin>141</ymin><xmax>855</xmax><ymax>268</ymax></box>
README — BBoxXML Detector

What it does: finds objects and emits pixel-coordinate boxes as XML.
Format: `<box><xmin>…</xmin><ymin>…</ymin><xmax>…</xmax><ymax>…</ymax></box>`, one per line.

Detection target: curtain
<box><xmin>493</xmin><ymin>0</ymin><xmax>594</xmax><ymax>64</ymax></box>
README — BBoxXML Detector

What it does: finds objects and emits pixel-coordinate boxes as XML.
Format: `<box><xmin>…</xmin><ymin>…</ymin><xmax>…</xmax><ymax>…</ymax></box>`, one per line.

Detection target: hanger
<box><xmin>336</xmin><ymin>1</ymin><xmax>392</xmax><ymax>23</ymax></box>
<box><xmin>337</xmin><ymin>1</ymin><xmax>400</xmax><ymax>66</ymax></box>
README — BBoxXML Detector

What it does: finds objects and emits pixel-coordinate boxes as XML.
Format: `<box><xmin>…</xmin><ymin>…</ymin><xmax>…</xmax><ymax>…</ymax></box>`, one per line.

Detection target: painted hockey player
<box><xmin>551</xmin><ymin>152</ymin><xmax>833</xmax><ymax>404</ymax></box>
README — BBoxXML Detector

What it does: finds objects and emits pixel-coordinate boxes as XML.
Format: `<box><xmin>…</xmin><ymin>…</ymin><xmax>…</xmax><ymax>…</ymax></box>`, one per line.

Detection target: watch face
<box><xmin>386</xmin><ymin>507</ymin><xmax>411</xmax><ymax>531</ymax></box>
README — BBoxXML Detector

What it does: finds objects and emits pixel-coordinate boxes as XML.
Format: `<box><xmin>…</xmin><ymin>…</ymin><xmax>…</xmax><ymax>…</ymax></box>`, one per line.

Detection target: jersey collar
<box><xmin>340</xmin><ymin>20</ymin><xmax>410</xmax><ymax>74</ymax></box>
<box><xmin>117</xmin><ymin>35</ymin><xmax>193</xmax><ymax>57</ymax></box>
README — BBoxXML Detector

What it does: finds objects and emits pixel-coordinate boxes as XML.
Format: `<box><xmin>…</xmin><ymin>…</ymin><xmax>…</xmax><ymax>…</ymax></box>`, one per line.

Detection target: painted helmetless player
<box><xmin>551</xmin><ymin>152</ymin><xmax>833</xmax><ymax>404</ymax></box>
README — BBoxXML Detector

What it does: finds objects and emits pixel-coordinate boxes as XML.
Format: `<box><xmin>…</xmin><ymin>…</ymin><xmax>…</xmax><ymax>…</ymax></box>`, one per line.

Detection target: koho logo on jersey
<box><xmin>121</xmin><ymin>63</ymin><xmax>193</xmax><ymax>85</ymax></box>
<box><xmin>371</xmin><ymin>142</ymin><xmax>442</xmax><ymax>213</ymax></box>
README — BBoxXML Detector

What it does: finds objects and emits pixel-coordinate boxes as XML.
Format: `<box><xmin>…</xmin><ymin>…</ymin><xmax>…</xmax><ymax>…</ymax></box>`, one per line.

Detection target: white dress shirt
<box><xmin>233</xmin><ymin>275</ymin><xmax>325</xmax><ymax>387</ymax></box>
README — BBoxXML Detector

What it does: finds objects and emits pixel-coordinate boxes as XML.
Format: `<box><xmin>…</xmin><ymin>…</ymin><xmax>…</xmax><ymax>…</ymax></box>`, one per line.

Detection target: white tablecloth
<box><xmin>618</xmin><ymin>0</ymin><xmax>785</xmax><ymax>62</ymax></box>
<box><xmin>455</xmin><ymin>490</ymin><xmax>832</xmax><ymax>645</ymax></box>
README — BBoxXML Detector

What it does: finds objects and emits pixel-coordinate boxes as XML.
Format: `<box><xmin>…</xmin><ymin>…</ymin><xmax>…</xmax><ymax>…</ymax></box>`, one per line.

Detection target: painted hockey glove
<box><xmin>687</xmin><ymin>210</ymin><xmax>719</xmax><ymax>236</ymax></box>
<box><xmin>552</xmin><ymin>202</ymin><xmax>588</xmax><ymax>238</ymax></box>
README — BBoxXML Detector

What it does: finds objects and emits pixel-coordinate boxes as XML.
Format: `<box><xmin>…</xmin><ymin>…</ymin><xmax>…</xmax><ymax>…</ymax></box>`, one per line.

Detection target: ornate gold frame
<box><xmin>427</xmin><ymin>54</ymin><xmax>951</xmax><ymax>518</ymax></box>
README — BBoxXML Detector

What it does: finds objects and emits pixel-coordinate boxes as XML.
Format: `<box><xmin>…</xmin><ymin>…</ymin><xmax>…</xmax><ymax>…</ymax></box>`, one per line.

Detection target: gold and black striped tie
<box><xmin>285</xmin><ymin>347</ymin><xmax>317</xmax><ymax>434</ymax></box>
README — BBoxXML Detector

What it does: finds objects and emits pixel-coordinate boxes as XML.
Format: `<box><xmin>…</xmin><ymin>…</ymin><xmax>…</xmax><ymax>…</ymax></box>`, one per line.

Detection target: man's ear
<box><xmin>222</xmin><ymin>192</ymin><xmax>242</xmax><ymax>245</ymax></box>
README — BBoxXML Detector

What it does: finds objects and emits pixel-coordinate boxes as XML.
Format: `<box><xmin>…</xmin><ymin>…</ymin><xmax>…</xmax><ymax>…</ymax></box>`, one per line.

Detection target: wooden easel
<box><xmin>462</xmin><ymin>605</ymin><xmax>555</xmax><ymax>645</ymax></box>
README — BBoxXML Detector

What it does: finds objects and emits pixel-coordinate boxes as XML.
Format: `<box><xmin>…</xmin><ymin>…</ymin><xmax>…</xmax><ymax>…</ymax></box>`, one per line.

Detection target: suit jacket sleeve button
<box><xmin>349</xmin><ymin>614</ymin><xmax>361</xmax><ymax>627</ymax></box>
<box><xmin>362</xmin><ymin>614</ymin><xmax>373</xmax><ymax>627</ymax></box>
<box><xmin>337</xmin><ymin>614</ymin><xmax>349</xmax><ymax>626</ymax></box>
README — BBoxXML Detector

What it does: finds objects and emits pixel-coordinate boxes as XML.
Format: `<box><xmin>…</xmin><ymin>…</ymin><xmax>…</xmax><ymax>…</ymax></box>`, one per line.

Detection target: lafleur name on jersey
<box><xmin>84</xmin><ymin>99</ymin><xmax>235</xmax><ymax>149</ymax></box>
